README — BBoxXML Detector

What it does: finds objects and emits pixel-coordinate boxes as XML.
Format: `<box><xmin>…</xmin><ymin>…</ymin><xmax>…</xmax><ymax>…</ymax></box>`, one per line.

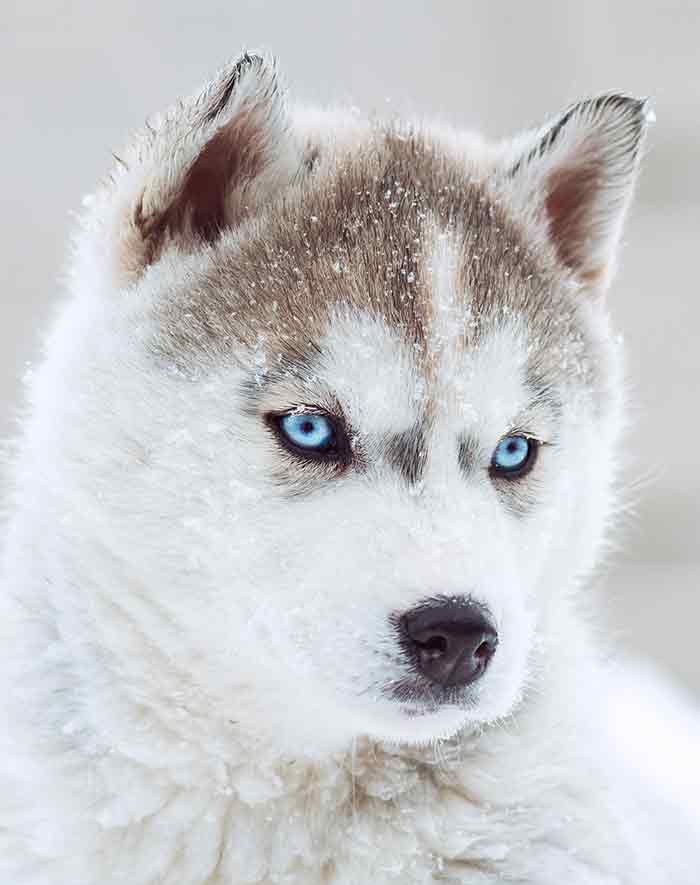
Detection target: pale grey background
<box><xmin>2</xmin><ymin>2</ymin><xmax>698</xmax><ymax>693</ymax></box>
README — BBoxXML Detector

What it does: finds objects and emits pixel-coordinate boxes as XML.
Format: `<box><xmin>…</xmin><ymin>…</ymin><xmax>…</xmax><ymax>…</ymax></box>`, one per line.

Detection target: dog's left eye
<box><xmin>490</xmin><ymin>435</ymin><xmax>538</xmax><ymax>479</ymax></box>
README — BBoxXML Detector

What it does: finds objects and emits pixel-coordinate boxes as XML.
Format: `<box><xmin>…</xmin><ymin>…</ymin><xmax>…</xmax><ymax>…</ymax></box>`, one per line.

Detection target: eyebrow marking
<box><xmin>238</xmin><ymin>347</ymin><xmax>326</xmax><ymax>417</ymax></box>
<box><xmin>383</xmin><ymin>423</ymin><xmax>429</xmax><ymax>486</ymax></box>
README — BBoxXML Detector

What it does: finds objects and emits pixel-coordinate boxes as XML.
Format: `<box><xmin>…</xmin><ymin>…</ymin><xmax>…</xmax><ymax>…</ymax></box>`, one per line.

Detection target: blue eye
<box><xmin>278</xmin><ymin>413</ymin><xmax>335</xmax><ymax>452</ymax></box>
<box><xmin>491</xmin><ymin>435</ymin><xmax>537</xmax><ymax>478</ymax></box>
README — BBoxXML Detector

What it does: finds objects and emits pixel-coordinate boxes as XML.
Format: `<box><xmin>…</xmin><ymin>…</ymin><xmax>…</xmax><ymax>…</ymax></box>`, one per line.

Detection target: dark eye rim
<box><xmin>265</xmin><ymin>409</ymin><xmax>352</xmax><ymax>465</ymax></box>
<box><xmin>489</xmin><ymin>435</ymin><xmax>540</xmax><ymax>481</ymax></box>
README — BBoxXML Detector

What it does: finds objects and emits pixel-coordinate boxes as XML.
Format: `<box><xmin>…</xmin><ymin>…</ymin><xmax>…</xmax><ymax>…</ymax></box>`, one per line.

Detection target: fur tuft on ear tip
<box><xmin>196</xmin><ymin>50</ymin><xmax>284</xmax><ymax>128</ymax></box>
<box><xmin>511</xmin><ymin>93</ymin><xmax>650</xmax><ymax>175</ymax></box>
<box><xmin>503</xmin><ymin>92</ymin><xmax>651</xmax><ymax>290</ymax></box>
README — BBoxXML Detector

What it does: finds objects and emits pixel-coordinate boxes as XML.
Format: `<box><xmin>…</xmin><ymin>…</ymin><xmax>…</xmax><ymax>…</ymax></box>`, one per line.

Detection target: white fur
<box><xmin>1</xmin><ymin>58</ymin><xmax>698</xmax><ymax>885</ymax></box>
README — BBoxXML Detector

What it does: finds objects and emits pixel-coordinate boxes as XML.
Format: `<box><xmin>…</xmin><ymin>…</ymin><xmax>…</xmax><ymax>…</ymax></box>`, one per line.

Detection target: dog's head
<box><xmin>48</xmin><ymin>54</ymin><xmax>648</xmax><ymax>755</ymax></box>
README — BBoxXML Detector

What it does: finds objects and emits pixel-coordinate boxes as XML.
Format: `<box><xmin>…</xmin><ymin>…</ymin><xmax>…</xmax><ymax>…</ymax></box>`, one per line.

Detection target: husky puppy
<box><xmin>1</xmin><ymin>51</ymin><xmax>698</xmax><ymax>884</ymax></box>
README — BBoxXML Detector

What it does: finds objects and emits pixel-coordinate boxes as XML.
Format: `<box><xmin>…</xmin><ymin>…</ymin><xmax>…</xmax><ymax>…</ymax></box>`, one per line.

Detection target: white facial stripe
<box><xmin>425</xmin><ymin>223</ymin><xmax>466</xmax><ymax>361</ymax></box>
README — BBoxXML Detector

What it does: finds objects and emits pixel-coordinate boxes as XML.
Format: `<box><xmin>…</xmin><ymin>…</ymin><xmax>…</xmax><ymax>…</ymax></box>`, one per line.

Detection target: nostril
<box><xmin>474</xmin><ymin>636</ymin><xmax>497</xmax><ymax>662</ymax></box>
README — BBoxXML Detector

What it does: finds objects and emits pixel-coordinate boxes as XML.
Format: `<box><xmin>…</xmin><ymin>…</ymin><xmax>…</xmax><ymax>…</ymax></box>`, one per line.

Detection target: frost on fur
<box><xmin>501</xmin><ymin>94</ymin><xmax>649</xmax><ymax>289</ymax></box>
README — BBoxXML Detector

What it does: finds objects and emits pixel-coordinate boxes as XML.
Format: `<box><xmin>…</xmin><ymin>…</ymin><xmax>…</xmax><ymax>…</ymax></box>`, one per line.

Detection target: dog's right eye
<box><xmin>267</xmin><ymin>411</ymin><xmax>348</xmax><ymax>463</ymax></box>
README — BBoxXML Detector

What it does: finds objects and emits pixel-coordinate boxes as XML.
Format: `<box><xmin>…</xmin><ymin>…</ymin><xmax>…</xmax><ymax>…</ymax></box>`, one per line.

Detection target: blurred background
<box><xmin>2</xmin><ymin>2</ymin><xmax>698</xmax><ymax>694</ymax></box>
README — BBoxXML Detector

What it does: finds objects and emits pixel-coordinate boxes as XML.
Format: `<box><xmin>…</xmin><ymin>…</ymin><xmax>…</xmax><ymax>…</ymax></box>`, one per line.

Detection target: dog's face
<box><xmin>56</xmin><ymin>55</ymin><xmax>647</xmax><ymax>754</ymax></box>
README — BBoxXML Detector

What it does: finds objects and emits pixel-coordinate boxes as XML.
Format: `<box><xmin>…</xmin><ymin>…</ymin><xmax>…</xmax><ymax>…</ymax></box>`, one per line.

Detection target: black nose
<box><xmin>398</xmin><ymin>599</ymin><xmax>498</xmax><ymax>688</ymax></box>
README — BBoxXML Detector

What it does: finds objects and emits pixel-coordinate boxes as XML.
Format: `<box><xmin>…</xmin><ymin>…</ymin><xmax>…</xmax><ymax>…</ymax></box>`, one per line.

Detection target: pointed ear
<box><xmin>110</xmin><ymin>52</ymin><xmax>299</xmax><ymax>281</ymax></box>
<box><xmin>501</xmin><ymin>94</ymin><xmax>651</xmax><ymax>290</ymax></box>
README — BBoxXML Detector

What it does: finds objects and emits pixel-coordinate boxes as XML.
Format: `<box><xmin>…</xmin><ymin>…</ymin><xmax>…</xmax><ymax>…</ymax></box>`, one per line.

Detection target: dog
<box><xmin>1</xmin><ymin>50</ymin><xmax>698</xmax><ymax>884</ymax></box>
